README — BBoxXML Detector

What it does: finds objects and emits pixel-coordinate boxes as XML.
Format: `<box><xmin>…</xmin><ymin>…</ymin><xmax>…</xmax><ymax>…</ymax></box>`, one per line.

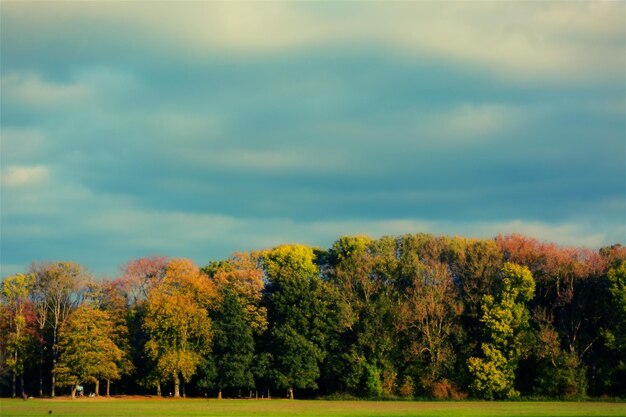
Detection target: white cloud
<box><xmin>1</xmin><ymin>73</ymin><xmax>90</xmax><ymax>107</ymax></box>
<box><xmin>1</xmin><ymin>165</ymin><xmax>49</xmax><ymax>188</ymax></box>
<box><xmin>469</xmin><ymin>219</ymin><xmax>610</xmax><ymax>249</ymax></box>
<box><xmin>411</xmin><ymin>104</ymin><xmax>526</xmax><ymax>143</ymax></box>
<box><xmin>4</xmin><ymin>2</ymin><xmax>622</xmax><ymax>83</ymax></box>
<box><xmin>0</xmin><ymin>128</ymin><xmax>46</xmax><ymax>162</ymax></box>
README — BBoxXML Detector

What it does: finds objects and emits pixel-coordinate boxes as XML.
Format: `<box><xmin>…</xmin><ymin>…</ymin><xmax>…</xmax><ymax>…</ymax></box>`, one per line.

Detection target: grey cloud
<box><xmin>1</xmin><ymin>3</ymin><xmax>624</xmax><ymax>277</ymax></box>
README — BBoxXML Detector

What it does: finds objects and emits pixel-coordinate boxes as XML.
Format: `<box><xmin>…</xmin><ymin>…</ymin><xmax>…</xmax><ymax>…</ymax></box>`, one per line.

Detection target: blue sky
<box><xmin>1</xmin><ymin>2</ymin><xmax>624</xmax><ymax>277</ymax></box>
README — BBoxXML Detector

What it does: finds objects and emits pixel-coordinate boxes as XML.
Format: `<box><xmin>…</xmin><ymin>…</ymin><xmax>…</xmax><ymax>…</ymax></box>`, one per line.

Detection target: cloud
<box><xmin>2</xmin><ymin>2</ymin><xmax>623</xmax><ymax>83</ymax></box>
<box><xmin>1</xmin><ymin>73</ymin><xmax>90</xmax><ymax>107</ymax></box>
<box><xmin>1</xmin><ymin>165</ymin><xmax>49</xmax><ymax>188</ymax></box>
<box><xmin>2</xmin><ymin>176</ymin><xmax>619</xmax><ymax>276</ymax></box>
<box><xmin>0</xmin><ymin>2</ymin><xmax>623</xmax><ymax>277</ymax></box>
<box><xmin>0</xmin><ymin>128</ymin><xmax>46</xmax><ymax>162</ymax></box>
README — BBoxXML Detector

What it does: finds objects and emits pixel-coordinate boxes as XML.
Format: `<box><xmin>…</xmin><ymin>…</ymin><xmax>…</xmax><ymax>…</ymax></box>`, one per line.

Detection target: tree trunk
<box><xmin>106</xmin><ymin>379</ymin><xmax>111</xmax><ymax>397</ymax></box>
<box><xmin>156</xmin><ymin>380</ymin><xmax>161</xmax><ymax>397</ymax></box>
<box><xmin>182</xmin><ymin>382</ymin><xmax>186</xmax><ymax>398</ymax></box>
<box><xmin>39</xmin><ymin>346</ymin><xmax>44</xmax><ymax>397</ymax></box>
<box><xmin>95</xmin><ymin>379</ymin><xmax>99</xmax><ymax>397</ymax></box>
<box><xmin>20</xmin><ymin>372</ymin><xmax>25</xmax><ymax>397</ymax></box>
<box><xmin>174</xmin><ymin>375</ymin><xmax>180</xmax><ymax>398</ymax></box>
<box><xmin>12</xmin><ymin>371</ymin><xmax>16</xmax><ymax>398</ymax></box>
<box><xmin>289</xmin><ymin>386</ymin><xmax>294</xmax><ymax>400</ymax></box>
<box><xmin>51</xmin><ymin>324</ymin><xmax>58</xmax><ymax>397</ymax></box>
<box><xmin>217</xmin><ymin>389</ymin><xmax>222</xmax><ymax>400</ymax></box>
<box><xmin>71</xmin><ymin>385</ymin><xmax>77</xmax><ymax>399</ymax></box>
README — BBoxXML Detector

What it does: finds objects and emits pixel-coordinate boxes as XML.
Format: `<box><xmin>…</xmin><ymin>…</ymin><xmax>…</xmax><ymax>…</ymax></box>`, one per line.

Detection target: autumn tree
<box><xmin>203</xmin><ymin>252</ymin><xmax>268</xmax><ymax>335</ymax></box>
<box><xmin>143</xmin><ymin>259</ymin><xmax>214</xmax><ymax>398</ymax></box>
<box><xmin>120</xmin><ymin>256</ymin><xmax>168</xmax><ymax>306</ymax></box>
<box><xmin>30</xmin><ymin>262</ymin><xmax>87</xmax><ymax>397</ymax></box>
<box><xmin>497</xmin><ymin>235</ymin><xmax>606</xmax><ymax>396</ymax></box>
<box><xmin>397</xmin><ymin>260</ymin><xmax>463</xmax><ymax>396</ymax></box>
<box><xmin>0</xmin><ymin>273</ymin><xmax>36</xmax><ymax>397</ymax></box>
<box><xmin>85</xmin><ymin>280</ymin><xmax>134</xmax><ymax>396</ymax></box>
<box><xmin>54</xmin><ymin>305</ymin><xmax>124</xmax><ymax>398</ymax></box>
<box><xmin>468</xmin><ymin>263</ymin><xmax>535</xmax><ymax>399</ymax></box>
<box><xmin>114</xmin><ymin>256</ymin><xmax>168</xmax><ymax>395</ymax></box>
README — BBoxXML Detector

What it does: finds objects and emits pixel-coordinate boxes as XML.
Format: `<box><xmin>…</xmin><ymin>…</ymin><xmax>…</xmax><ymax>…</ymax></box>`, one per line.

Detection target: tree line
<box><xmin>1</xmin><ymin>233</ymin><xmax>625</xmax><ymax>400</ymax></box>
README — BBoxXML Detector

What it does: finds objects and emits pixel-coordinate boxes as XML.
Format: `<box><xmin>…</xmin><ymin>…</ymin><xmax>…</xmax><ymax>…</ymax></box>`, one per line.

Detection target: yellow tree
<box><xmin>143</xmin><ymin>259</ymin><xmax>214</xmax><ymax>397</ymax></box>
<box><xmin>54</xmin><ymin>306</ymin><xmax>124</xmax><ymax>398</ymax></box>
<box><xmin>84</xmin><ymin>280</ymin><xmax>134</xmax><ymax>396</ymax></box>
<box><xmin>467</xmin><ymin>262</ymin><xmax>535</xmax><ymax>399</ymax></box>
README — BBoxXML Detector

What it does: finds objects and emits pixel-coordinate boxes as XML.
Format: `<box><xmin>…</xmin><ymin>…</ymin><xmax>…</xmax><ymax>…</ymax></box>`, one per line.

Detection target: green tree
<box><xmin>54</xmin><ymin>306</ymin><xmax>124</xmax><ymax>398</ymax></box>
<box><xmin>199</xmin><ymin>289</ymin><xmax>255</xmax><ymax>398</ymax></box>
<box><xmin>598</xmin><ymin>260</ymin><xmax>626</xmax><ymax>395</ymax></box>
<box><xmin>326</xmin><ymin>236</ymin><xmax>399</xmax><ymax>397</ymax></box>
<box><xmin>468</xmin><ymin>262</ymin><xmax>535</xmax><ymax>399</ymax></box>
<box><xmin>263</xmin><ymin>244</ymin><xmax>334</xmax><ymax>399</ymax></box>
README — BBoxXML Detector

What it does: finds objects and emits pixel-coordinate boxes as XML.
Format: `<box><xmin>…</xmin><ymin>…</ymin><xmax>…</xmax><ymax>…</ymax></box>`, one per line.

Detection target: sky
<box><xmin>1</xmin><ymin>2</ymin><xmax>625</xmax><ymax>277</ymax></box>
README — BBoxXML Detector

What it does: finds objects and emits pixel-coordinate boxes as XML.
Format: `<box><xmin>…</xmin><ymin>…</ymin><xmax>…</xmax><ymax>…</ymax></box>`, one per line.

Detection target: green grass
<box><xmin>1</xmin><ymin>398</ymin><xmax>624</xmax><ymax>417</ymax></box>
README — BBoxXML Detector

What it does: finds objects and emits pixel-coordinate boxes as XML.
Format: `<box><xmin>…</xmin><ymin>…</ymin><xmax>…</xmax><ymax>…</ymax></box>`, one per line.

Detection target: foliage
<box><xmin>1</xmin><ymin>233</ymin><xmax>625</xmax><ymax>399</ymax></box>
<box><xmin>0</xmin><ymin>273</ymin><xmax>37</xmax><ymax>396</ymax></box>
<box><xmin>198</xmin><ymin>289</ymin><xmax>255</xmax><ymax>396</ymax></box>
<box><xmin>468</xmin><ymin>262</ymin><xmax>534</xmax><ymax>399</ymax></box>
<box><xmin>397</xmin><ymin>259</ymin><xmax>463</xmax><ymax>395</ymax></box>
<box><xmin>262</xmin><ymin>244</ymin><xmax>336</xmax><ymax>398</ymax></box>
<box><xmin>142</xmin><ymin>259</ymin><xmax>214</xmax><ymax>397</ymax></box>
<box><xmin>54</xmin><ymin>306</ymin><xmax>124</xmax><ymax>397</ymax></box>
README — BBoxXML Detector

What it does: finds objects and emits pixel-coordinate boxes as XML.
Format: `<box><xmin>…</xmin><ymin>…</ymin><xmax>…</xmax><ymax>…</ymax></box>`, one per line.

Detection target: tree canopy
<box><xmin>1</xmin><ymin>234</ymin><xmax>625</xmax><ymax>399</ymax></box>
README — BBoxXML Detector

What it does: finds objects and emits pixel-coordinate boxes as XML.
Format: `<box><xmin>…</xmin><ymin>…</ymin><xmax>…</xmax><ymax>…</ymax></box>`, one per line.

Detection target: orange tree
<box><xmin>143</xmin><ymin>259</ymin><xmax>215</xmax><ymax>397</ymax></box>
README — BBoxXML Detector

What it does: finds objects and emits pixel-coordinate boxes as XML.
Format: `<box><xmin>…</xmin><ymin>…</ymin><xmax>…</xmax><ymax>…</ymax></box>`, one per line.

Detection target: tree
<box><xmin>29</xmin><ymin>272</ymin><xmax>49</xmax><ymax>397</ymax></box>
<box><xmin>263</xmin><ymin>244</ymin><xmax>334</xmax><ymax>399</ymax></box>
<box><xmin>326</xmin><ymin>236</ymin><xmax>399</xmax><ymax>397</ymax></box>
<box><xmin>203</xmin><ymin>252</ymin><xmax>268</xmax><ymax>335</ymax></box>
<box><xmin>119</xmin><ymin>256</ymin><xmax>168</xmax><ymax>306</ymax></box>
<box><xmin>599</xmin><ymin>260</ymin><xmax>626</xmax><ymax>395</ymax></box>
<box><xmin>0</xmin><ymin>273</ymin><xmax>36</xmax><ymax>397</ymax></box>
<box><xmin>116</xmin><ymin>256</ymin><xmax>168</xmax><ymax>396</ymax></box>
<box><xmin>468</xmin><ymin>262</ymin><xmax>535</xmax><ymax>399</ymax></box>
<box><xmin>85</xmin><ymin>280</ymin><xmax>134</xmax><ymax>396</ymax></box>
<box><xmin>199</xmin><ymin>289</ymin><xmax>255</xmax><ymax>398</ymax></box>
<box><xmin>54</xmin><ymin>306</ymin><xmax>124</xmax><ymax>398</ymax></box>
<box><xmin>30</xmin><ymin>262</ymin><xmax>87</xmax><ymax>397</ymax></box>
<box><xmin>143</xmin><ymin>259</ymin><xmax>214</xmax><ymax>397</ymax></box>
<box><xmin>397</xmin><ymin>261</ymin><xmax>463</xmax><ymax>395</ymax></box>
<box><xmin>497</xmin><ymin>235</ymin><xmax>606</xmax><ymax>395</ymax></box>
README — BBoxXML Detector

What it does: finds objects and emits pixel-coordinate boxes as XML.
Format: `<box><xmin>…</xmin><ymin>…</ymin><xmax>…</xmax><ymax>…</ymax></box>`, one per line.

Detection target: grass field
<box><xmin>1</xmin><ymin>398</ymin><xmax>625</xmax><ymax>417</ymax></box>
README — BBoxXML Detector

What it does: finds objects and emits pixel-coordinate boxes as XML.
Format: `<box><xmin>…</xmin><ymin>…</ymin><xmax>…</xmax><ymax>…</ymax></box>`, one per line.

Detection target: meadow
<box><xmin>1</xmin><ymin>398</ymin><xmax>625</xmax><ymax>417</ymax></box>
